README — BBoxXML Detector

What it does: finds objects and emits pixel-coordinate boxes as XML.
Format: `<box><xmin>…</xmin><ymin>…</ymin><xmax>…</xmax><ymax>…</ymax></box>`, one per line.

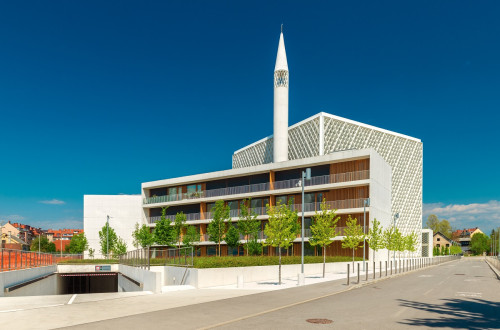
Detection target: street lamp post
<box><xmin>106</xmin><ymin>215</ymin><xmax>110</xmax><ymax>259</ymax></box>
<box><xmin>393</xmin><ymin>213</ymin><xmax>399</xmax><ymax>267</ymax></box>
<box><xmin>362</xmin><ymin>198</ymin><xmax>370</xmax><ymax>271</ymax></box>
<box><xmin>301</xmin><ymin>168</ymin><xmax>311</xmax><ymax>274</ymax></box>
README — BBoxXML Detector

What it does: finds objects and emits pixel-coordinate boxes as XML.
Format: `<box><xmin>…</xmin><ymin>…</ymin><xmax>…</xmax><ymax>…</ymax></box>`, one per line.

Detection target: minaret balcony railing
<box><xmin>144</xmin><ymin>170</ymin><xmax>369</xmax><ymax>205</ymax></box>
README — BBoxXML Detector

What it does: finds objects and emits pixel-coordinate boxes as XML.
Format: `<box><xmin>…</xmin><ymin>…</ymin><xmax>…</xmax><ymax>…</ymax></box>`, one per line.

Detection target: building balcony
<box><xmin>147</xmin><ymin>198</ymin><xmax>368</xmax><ymax>224</ymax></box>
<box><xmin>143</xmin><ymin>170</ymin><xmax>369</xmax><ymax>205</ymax></box>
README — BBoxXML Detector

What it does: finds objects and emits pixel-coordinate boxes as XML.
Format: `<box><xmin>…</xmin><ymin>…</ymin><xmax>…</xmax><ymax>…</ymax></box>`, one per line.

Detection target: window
<box><xmin>304</xmin><ymin>193</ymin><xmax>315</xmax><ymax>204</ymax></box>
<box><xmin>276</xmin><ymin>195</ymin><xmax>294</xmax><ymax>205</ymax></box>
<box><xmin>207</xmin><ymin>246</ymin><xmax>217</xmax><ymax>256</ymax></box>
<box><xmin>187</xmin><ymin>184</ymin><xmax>202</xmax><ymax>197</ymax></box>
<box><xmin>437</xmin><ymin>238</ymin><xmax>440</xmax><ymax>241</ymax></box>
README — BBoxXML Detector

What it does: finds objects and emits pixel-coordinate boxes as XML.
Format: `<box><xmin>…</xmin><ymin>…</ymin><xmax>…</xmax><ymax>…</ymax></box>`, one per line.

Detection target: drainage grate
<box><xmin>306</xmin><ymin>319</ymin><xmax>333</xmax><ymax>324</ymax></box>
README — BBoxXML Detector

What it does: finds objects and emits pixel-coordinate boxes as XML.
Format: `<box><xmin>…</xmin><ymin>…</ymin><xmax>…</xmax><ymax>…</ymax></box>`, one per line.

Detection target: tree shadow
<box><xmin>398</xmin><ymin>298</ymin><xmax>500</xmax><ymax>329</ymax></box>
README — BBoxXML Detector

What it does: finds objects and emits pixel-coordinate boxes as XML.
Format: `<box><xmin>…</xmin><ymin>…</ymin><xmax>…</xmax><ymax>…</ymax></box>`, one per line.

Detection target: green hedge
<box><xmin>57</xmin><ymin>259</ymin><xmax>119</xmax><ymax>264</ymax></box>
<box><xmin>192</xmin><ymin>256</ymin><xmax>361</xmax><ymax>269</ymax></box>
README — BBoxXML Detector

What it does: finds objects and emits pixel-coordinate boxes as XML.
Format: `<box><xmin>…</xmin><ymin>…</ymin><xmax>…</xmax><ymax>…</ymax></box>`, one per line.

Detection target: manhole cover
<box><xmin>306</xmin><ymin>319</ymin><xmax>333</xmax><ymax>324</ymax></box>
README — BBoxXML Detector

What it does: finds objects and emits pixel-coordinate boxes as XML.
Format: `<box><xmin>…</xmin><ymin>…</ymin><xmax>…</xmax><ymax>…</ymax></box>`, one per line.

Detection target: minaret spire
<box><xmin>273</xmin><ymin>28</ymin><xmax>289</xmax><ymax>163</ymax></box>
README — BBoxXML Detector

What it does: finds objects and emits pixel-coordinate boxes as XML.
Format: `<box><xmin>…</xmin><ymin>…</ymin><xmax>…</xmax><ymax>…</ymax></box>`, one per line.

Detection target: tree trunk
<box><xmin>218</xmin><ymin>240</ymin><xmax>221</xmax><ymax>257</ymax></box>
<box><xmin>373</xmin><ymin>248</ymin><xmax>376</xmax><ymax>264</ymax></box>
<box><xmin>323</xmin><ymin>246</ymin><xmax>326</xmax><ymax>278</ymax></box>
<box><xmin>352</xmin><ymin>248</ymin><xmax>355</xmax><ymax>269</ymax></box>
<box><xmin>279</xmin><ymin>246</ymin><xmax>282</xmax><ymax>285</ymax></box>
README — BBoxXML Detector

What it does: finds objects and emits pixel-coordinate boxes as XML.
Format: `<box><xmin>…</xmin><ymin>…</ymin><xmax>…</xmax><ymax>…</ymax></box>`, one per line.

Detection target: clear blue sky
<box><xmin>0</xmin><ymin>1</ymin><xmax>498</xmax><ymax>233</ymax></box>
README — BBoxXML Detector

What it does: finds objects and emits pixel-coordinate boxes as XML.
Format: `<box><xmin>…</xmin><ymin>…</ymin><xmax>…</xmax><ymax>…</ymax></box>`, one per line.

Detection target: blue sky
<box><xmin>0</xmin><ymin>1</ymin><xmax>499</xmax><ymax>234</ymax></box>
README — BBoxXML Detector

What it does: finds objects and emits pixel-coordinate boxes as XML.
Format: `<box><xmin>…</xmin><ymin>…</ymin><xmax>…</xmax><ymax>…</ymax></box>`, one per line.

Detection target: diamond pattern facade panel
<box><xmin>233</xmin><ymin>113</ymin><xmax>423</xmax><ymax>253</ymax></box>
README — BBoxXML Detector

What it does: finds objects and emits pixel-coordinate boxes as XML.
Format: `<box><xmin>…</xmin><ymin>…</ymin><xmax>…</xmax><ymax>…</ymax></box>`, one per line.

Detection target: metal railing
<box><xmin>0</xmin><ymin>249</ymin><xmax>83</xmax><ymax>272</ymax></box>
<box><xmin>144</xmin><ymin>170</ymin><xmax>370</xmax><ymax>204</ymax></box>
<box><xmin>148</xmin><ymin>198</ymin><xmax>367</xmax><ymax>224</ymax></box>
<box><xmin>119</xmin><ymin>246</ymin><xmax>194</xmax><ymax>269</ymax></box>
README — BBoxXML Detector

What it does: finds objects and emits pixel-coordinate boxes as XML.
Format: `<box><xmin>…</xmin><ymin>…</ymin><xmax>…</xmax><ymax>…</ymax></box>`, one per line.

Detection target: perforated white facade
<box><xmin>233</xmin><ymin>112</ymin><xmax>423</xmax><ymax>253</ymax></box>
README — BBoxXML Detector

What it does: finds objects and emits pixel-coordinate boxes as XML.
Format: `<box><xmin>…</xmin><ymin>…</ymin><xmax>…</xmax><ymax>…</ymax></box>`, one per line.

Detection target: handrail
<box><xmin>144</xmin><ymin>170</ymin><xmax>370</xmax><ymax>205</ymax></box>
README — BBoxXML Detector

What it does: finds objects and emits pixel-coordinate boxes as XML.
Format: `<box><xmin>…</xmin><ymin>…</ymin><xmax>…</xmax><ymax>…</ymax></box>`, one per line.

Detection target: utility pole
<box><xmin>301</xmin><ymin>168</ymin><xmax>311</xmax><ymax>274</ymax></box>
<box><xmin>363</xmin><ymin>198</ymin><xmax>370</xmax><ymax>271</ymax></box>
<box><xmin>393</xmin><ymin>213</ymin><xmax>399</xmax><ymax>267</ymax></box>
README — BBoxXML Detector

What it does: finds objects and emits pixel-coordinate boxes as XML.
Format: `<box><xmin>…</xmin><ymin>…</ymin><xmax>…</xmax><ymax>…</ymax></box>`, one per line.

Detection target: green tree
<box><xmin>238</xmin><ymin>199</ymin><xmax>261</xmax><ymax>255</ymax></box>
<box><xmin>112</xmin><ymin>237</ymin><xmax>127</xmax><ymax>257</ymax></box>
<box><xmin>67</xmin><ymin>233</ymin><xmax>89</xmax><ymax>254</ymax></box>
<box><xmin>225</xmin><ymin>225</ymin><xmax>240</xmax><ymax>255</ymax></box>
<box><xmin>88</xmin><ymin>248</ymin><xmax>95</xmax><ymax>259</ymax></box>
<box><xmin>341</xmin><ymin>215</ymin><xmax>365</xmax><ymax>268</ymax></box>
<box><xmin>367</xmin><ymin>218</ymin><xmax>384</xmax><ymax>263</ymax></box>
<box><xmin>264</xmin><ymin>201</ymin><xmax>299</xmax><ymax>284</ymax></box>
<box><xmin>425</xmin><ymin>215</ymin><xmax>452</xmax><ymax>238</ymax></box>
<box><xmin>470</xmin><ymin>232</ymin><xmax>490</xmax><ymax>255</ymax></box>
<box><xmin>309</xmin><ymin>200</ymin><xmax>339</xmax><ymax>278</ymax></box>
<box><xmin>404</xmin><ymin>232</ymin><xmax>418</xmax><ymax>258</ymax></box>
<box><xmin>154</xmin><ymin>207</ymin><xmax>175</xmax><ymax>246</ymax></box>
<box><xmin>182</xmin><ymin>225</ymin><xmax>200</xmax><ymax>248</ymax></box>
<box><xmin>207</xmin><ymin>200</ymin><xmax>230</xmax><ymax>257</ymax></box>
<box><xmin>173</xmin><ymin>212</ymin><xmax>187</xmax><ymax>249</ymax></box>
<box><xmin>393</xmin><ymin>228</ymin><xmax>405</xmax><ymax>263</ymax></box>
<box><xmin>30</xmin><ymin>236</ymin><xmax>56</xmax><ymax>253</ymax></box>
<box><xmin>99</xmin><ymin>222</ymin><xmax>118</xmax><ymax>257</ymax></box>
<box><xmin>247</xmin><ymin>238</ymin><xmax>263</xmax><ymax>256</ymax></box>
<box><xmin>132</xmin><ymin>223</ymin><xmax>155</xmax><ymax>248</ymax></box>
<box><xmin>450</xmin><ymin>245</ymin><xmax>462</xmax><ymax>255</ymax></box>
<box><xmin>426</xmin><ymin>214</ymin><xmax>440</xmax><ymax>233</ymax></box>
<box><xmin>383</xmin><ymin>226</ymin><xmax>397</xmax><ymax>262</ymax></box>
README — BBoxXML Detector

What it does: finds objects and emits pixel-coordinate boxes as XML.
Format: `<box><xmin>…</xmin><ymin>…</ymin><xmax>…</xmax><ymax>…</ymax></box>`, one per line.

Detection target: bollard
<box><xmin>347</xmin><ymin>264</ymin><xmax>350</xmax><ymax>285</ymax></box>
<box><xmin>373</xmin><ymin>262</ymin><xmax>376</xmax><ymax>279</ymax></box>
<box><xmin>357</xmin><ymin>263</ymin><xmax>360</xmax><ymax>283</ymax></box>
<box><xmin>395</xmin><ymin>260</ymin><xmax>397</xmax><ymax>274</ymax></box>
<box><xmin>385</xmin><ymin>261</ymin><xmax>388</xmax><ymax>276</ymax></box>
<box><xmin>390</xmin><ymin>261</ymin><xmax>393</xmax><ymax>275</ymax></box>
<box><xmin>380</xmin><ymin>261</ymin><xmax>382</xmax><ymax>278</ymax></box>
<box><xmin>365</xmin><ymin>262</ymin><xmax>368</xmax><ymax>281</ymax></box>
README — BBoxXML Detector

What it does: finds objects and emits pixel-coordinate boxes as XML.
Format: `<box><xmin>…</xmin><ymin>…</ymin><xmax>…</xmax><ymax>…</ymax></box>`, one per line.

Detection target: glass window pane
<box><xmin>304</xmin><ymin>193</ymin><xmax>315</xmax><ymax>204</ymax></box>
<box><xmin>276</xmin><ymin>196</ymin><xmax>287</xmax><ymax>205</ymax></box>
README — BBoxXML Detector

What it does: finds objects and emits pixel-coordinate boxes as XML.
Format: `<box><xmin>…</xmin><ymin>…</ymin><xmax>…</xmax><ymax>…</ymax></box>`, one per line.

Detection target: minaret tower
<box><xmin>273</xmin><ymin>26</ymin><xmax>289</xmax><ymax>163</ymax></box>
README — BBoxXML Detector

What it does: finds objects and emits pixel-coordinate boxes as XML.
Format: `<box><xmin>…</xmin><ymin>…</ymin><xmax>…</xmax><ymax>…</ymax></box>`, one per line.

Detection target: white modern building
<box><xmin>84</xmin><ymin>30</ymin><xmax>423</xmax><ymax>261</ymax></box>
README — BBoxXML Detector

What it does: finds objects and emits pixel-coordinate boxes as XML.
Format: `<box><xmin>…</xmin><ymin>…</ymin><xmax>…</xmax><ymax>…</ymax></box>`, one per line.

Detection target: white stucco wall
<box><xmin>0</xmin><ymin>265</ymin><xmax>57</xmax><ymax>297</ymax></box>
<box><xmin>84</xmin><ymin>195</ymin><xmax>142</xmax><ymax>258</ymax></box>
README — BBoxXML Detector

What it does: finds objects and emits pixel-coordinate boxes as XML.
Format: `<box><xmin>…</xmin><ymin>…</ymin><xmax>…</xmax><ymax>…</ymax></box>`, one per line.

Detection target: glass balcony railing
<box><xmin>144</xmin><ymin>170</ymin><xmax>369</xmax><ymax>205</ymax></box>
<box><xmin>147</xmin><ymin>198</ymin><xmax>368</xmax><ymax>224</ymax></box>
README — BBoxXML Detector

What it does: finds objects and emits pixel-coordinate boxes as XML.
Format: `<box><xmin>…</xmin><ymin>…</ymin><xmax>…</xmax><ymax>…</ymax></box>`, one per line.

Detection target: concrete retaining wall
<box><xmin>0</xmin><ymin>265</ymin><xmax>57</xmax><ymax>297</ymax></box>
<box><xmin>57</xmin><ymin>264</ymin><xmax>119</xmax><ymax>273</ymax></box>
<box><xmin>118</xmin><ymin>265</ymin><xmax>161</xmax><ymax>293</ymax></box>
<box><xmin>163</xmin><ymin>262</ymin><xmax>357</xmax><ymax>288</ymax></box>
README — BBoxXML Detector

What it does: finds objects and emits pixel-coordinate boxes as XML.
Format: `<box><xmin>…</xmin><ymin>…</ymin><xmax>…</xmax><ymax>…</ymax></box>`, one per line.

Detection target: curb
<box><xmin>484</xmin><ymin>258</ymin><xmax>500</xmax><ymax>280</ymax></box>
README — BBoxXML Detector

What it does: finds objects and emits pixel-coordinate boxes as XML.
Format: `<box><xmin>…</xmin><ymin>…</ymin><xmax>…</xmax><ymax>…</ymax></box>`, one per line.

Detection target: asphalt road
<box><xmin>65</xmin><ymin>257</ymin><xmax>500</xmax><ymax>330</ymax></box>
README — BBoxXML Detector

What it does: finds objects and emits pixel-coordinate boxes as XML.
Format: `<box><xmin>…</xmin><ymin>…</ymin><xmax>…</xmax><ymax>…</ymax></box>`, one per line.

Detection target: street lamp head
<box><xmin>394</xmin><ymin>213</ymin><xmax>400</xmax><ymax>220</ymax></box>
<box><xmin>304</xmin><ymin>168</ymin><xmax>311</xmax><ymax>180</ymax></box>
<box><xmin>364</xmin><ymin>198</ymin><xmax>370</xmax><ymax>207</ymax></box>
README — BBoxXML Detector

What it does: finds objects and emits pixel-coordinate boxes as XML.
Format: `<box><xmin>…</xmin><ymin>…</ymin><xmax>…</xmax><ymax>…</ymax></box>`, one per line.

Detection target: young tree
<box><xmin>112</xmin><ymin>237</ymin><xmax>127</xmax><ymax>257</ymax></box>
<box><xmin>67</xmin><ymin>233</ymin><xmax>89</xmax><ymax>254</ymax></box>
<box><xmin>393</xmin><ymin>228</ymin><xmax>405</xmax><ymax>263</ymax></box>
<box><xmin>207</xmin><ymin>200</ymin><xmax>230</xmax><ymax>257</ymax></box>
<box><xmin>309</xmin><ymin>200</ymin><xmax>339</xmax><ymax>278</ymax></box>
<box><xmin>88</xmin><ymin>248</ymin><xmax>95</xmax><ymax>259</ymax></box>
<box><xmin>404</xmin><ymin>232</ymin><xmax>418</xmax><ymax>258</ymax></box>
<box><xmin>342</xmin><ymin>215</ymin><xmax>365</xmax><ymax>268</ymax></box>
<box><xmin>154</xmin><ymin>207</ymin><xmax>175</xmax><ymax>246</ymax></box>
<box><xmin>383</xmin><ymin>226</ymin><xmax>397</xmax><ymax>262</ymax></box>
<box><xmin>238</xmin><ymin>199</ymin><xmax>261</xmax><ymax>255</ymax></box>
<box><xmin>247</xmin><ymin>239</ymin><xmax>263</xmax><ymax>256</ymax></box>
<box><xmin>173</xmin><ymin>212</ymin><xmax>187</xmax><ymax>249</ymax></box>
<box><xmin>99</xmin><ymin>222</ymin><xmax>118</xmax><ymax>257</ymax></box>
<box><xmin>182</xmin><ymin>225</ymin><xmax>200</xmax><ymax>247</ymax></box>
<box><xmin>264</xmin><ymin>201</ymin><xmax>299</xmax><ymax>284</ymax></box>
<box><xmin>367</xmin><ymin>218</ymin><xmax>384</xmax><ymax>263</ymax></box>
<box><xmin>225</xmin><ymin>225</ymin><xmax>241</xmax><ymax>256</ymax></box>
<box><xmin>132</xmin><ymin>223</ymin><xmax>155</xmax><ymax>248</ymax></box>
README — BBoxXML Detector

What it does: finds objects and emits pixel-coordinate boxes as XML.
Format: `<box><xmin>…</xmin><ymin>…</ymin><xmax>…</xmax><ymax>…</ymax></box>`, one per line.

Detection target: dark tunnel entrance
<box><xmin>58</xmin><ymin>273</ymin><xmax>118</xmax><ymax>294</ymax></box>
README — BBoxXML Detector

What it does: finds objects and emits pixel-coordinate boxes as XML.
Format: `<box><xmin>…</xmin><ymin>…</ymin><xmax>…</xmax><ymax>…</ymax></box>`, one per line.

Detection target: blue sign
<box><xmin>95</xmin><ymin>265</ymin><xmax>112</xmax><ymax>271</ymax></box>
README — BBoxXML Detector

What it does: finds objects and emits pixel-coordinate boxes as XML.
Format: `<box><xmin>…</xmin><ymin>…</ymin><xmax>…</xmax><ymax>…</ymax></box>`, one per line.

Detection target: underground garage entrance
<box><xmin>58</xmin><ymin>273</ymin><xmax>118</xmax><ymax>294</ymax></box>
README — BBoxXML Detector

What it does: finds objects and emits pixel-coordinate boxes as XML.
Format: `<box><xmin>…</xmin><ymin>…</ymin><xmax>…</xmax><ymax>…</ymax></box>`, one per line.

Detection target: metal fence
<box><xmin>119</xmin><ymin>246</ymin><xmax>194</xmax><ymax>270</ymax></box>
<box><xmin>0</xmin><ymin>249</ymin><xmax>83</xmax><ymax>272</ymax></box>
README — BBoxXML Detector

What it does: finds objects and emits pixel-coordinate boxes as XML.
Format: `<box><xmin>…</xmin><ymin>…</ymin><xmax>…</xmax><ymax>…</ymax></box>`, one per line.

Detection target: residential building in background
<box><xmin>46</xmin><ymin>229</ymin><xmax>84</xmax><ymax>252</ymax></box>
<box><xmin>1</xmin><ymin>221</ymin><xmax>42</xmax><ymax>248</ymax></box>
<box><xmin>453</xmin><ymin>227</ymin><xmax>483</xmax><ymax>254</ymax></box>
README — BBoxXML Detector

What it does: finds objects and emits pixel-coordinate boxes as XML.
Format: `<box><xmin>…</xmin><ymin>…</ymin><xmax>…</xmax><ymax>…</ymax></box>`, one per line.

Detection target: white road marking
<box><xmin>419</xmin><ymin>275</ymin><xmax>433</xmax><ymax>277</ymax></box>
<box><xmin>455</xmin><ymin>292</ymin><xmax>482</xmax><ymax>298</ymax></box>
<box><xmin>68</xmin><ymin>294</ymin><xmax>77</xmax><ymax>305</ymax></box>
<box><xmin>423</xmin><ymin>288</ymin><xmax>434</xmax><ymax>296</ymax></box>
<box><xmin>0</xmin><ymin>304</ymin><xmax>65</xmax><ymax>313</ymax></box>
<box><xmin>394</xmin><ymin>307</ymin><xmax>408</xmax><ymax>317</ymax></box>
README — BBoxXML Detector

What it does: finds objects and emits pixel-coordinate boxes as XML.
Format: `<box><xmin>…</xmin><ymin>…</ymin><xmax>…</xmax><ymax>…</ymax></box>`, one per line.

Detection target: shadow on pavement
<box><xmin>398</xmin><ymin>298</ymin><xmax>500</xmax><ymax>329</ymax></box>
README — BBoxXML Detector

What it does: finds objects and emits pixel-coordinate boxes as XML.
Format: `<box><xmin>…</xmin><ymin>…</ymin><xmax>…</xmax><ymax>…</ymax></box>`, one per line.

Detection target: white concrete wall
<box><xmin>57</xmin><ymin>264</ymin><xmax>119</xmax><ymax>273</ymax></box>
<box><xmin>369</xmin><ymin>150</ymin><xmax>392</xmax><ymax>263</ymax></box>
<box><xmin>0</xmin><ymin>265</ymin><xmax>57</xmax><ymax>297</ymax></box>
<box><xmin>118</xmin><ymin>264</ymin><xmax>161</xmax><ymax>293</ymax></box>
<box><xmin>164</xmin><ymin>262</ymin><xmax>354</xmax><ymax>288</ymax></box>
<box><xmin>84</xmin><ymin>195</ymin><xmax>142</xmax><ymax>258</ymax></box>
